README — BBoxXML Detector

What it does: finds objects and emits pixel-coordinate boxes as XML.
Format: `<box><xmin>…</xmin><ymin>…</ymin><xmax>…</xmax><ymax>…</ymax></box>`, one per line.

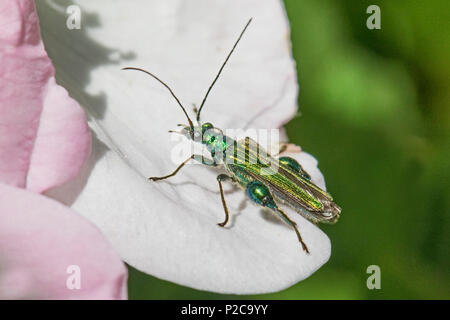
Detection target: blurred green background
<box><xmin>129</xmin><ymin>0</ymin><xmax>450</xmax><ymax>299</ymax></box>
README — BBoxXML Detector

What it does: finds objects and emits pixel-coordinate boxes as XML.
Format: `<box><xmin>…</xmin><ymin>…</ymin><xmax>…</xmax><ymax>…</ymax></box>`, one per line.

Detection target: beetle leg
<box><xmin>277</xmin><ymin>142</ymin><xmax>288</xmax><ymax>155</ymax></box>
<box><xmin>216</xmin><ymin>174</ymin><xmax>233</xmax><ymax>227</ymax></box>
<box><xmin>245</xmin><ymin>180</ymin><xmax>309</xmax><ymax>253</ymax></box>
<box><xmin>273</xmin><ymin>207</ymin><xmax>310</xmax><ymax>254</ymax></box>
<box><xmin>271</xmin><ymin>142</ymin><xmax>288</xmax><ymax>157</ymax></box>
<box><xmin>149</xmin><ymin>154</ymin><xmax>217</xmax><ymax>181</ymax></box>
<box><xmin>273</xmin><ymin>142</ymin><xmax>302</xmax><ymax>157</ymax></box>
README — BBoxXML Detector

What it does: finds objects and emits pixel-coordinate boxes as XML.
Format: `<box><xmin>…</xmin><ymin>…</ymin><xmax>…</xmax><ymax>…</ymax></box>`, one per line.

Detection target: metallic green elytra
<box><xmin>122</xmin><ymin>18</ymin><xmax>341</xmax><ymax>254</ymax></box>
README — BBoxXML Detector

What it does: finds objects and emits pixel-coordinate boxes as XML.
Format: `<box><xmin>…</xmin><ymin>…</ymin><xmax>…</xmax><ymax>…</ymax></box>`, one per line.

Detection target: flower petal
<box><xmin>0</xmin><ymin>182</ymin><xmax>127</xmax><ymax>299</ymax></box>
<box><xmin>39</xmin><ymin>0</ymin><xmax>331</xmax><ymax>294</ymax></box>
<box><xmin>0</xmin><ymin>0</ymin><xmax>90</xmax><ymax>193</ymax></box>
<box><xmin>49</xmin><ymin>138</ymin><xmax>330</xmax><ymax>294</ymax></box>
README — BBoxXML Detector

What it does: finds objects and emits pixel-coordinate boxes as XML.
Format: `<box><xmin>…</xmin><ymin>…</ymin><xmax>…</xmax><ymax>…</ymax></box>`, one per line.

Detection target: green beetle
<box><xmin>123</xmin><ymin>18</ymin><xmax>341</xmax><ymax>253</ymax></box>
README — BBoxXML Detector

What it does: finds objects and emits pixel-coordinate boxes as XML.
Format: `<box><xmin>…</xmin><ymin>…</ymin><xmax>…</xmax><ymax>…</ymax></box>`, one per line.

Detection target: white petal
<box><xmin>38</xmin><ymin>0</ymin><xmax>331</xmax><ymax>294</ymax></box>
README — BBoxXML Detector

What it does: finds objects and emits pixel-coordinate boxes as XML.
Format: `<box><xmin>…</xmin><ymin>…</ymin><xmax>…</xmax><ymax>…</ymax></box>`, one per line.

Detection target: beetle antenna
<box><xmin>122</xmin><ymin>67</ymin><xmax>194</xmax><ymax>131</ymax></box>
<box><xmin>196</xmin><ymin>18</ymin><xmax>252</xmax><ymax>122</ymax></box>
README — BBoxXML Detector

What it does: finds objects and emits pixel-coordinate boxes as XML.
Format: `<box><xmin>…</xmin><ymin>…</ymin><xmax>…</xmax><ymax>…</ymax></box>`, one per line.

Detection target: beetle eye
<box><xmin>201</xmin><ymin>122</ymin><xmax>214</xmax><ymax>133</ymax></box>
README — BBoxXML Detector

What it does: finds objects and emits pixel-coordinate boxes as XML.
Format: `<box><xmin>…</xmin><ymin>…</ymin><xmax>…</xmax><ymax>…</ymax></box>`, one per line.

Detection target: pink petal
<box><xmin>0</xmin><ymin>0</ymin><xmax>90</xmax><ymax>193</ymax></box>
<box><xmin>0</xmin><ymin>182</ymin><xmax>127</xmax><ymax>299</ymax></box>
